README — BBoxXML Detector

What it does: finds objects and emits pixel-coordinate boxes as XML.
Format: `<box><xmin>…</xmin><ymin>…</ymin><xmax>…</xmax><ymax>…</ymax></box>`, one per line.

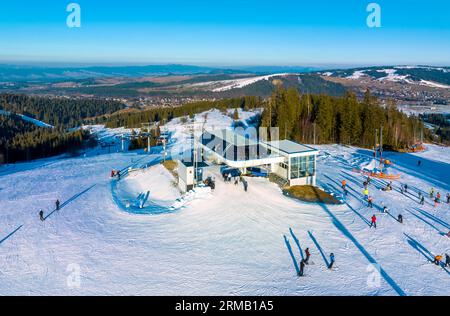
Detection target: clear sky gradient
<box><xmin>0</xmin><ymin>0</ymin><xmax>449</xmax><ymax>66</ymax></box>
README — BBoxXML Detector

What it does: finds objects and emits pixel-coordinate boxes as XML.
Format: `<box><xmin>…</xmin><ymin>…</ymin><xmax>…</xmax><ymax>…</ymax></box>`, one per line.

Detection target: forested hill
<box><xmin>0</xmin><ymin>114</ymin><xmax>91</xmax><ymax>163</ymax></box>
<box><xmin>105</xmin><ymin>88</ymin><xmax>425</xmax><ymax>151</ymax></box>
<box><xmin>0</xmin><ymin>93</ymin><xmax>125</xmax><ymax>127</ymax></box>
<box><xmin>0</xmin><ymin>93</ymin><xmax>123</xmax><ymax>163</ymax></box>
<box><xmin>262</xmin><ymin>88</ymin><xmax>426</xmax><ymax>150</ymax></box>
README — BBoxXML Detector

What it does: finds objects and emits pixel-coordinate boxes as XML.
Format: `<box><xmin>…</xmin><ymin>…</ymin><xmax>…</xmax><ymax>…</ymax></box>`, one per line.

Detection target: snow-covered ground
<box><xmin>0</xmin><ymin>109</ymin><xmax>449</xmax><ymax>296</ymax></box>
<box><xmin>187</xmin><ymin>73</ymin><xmax>296</xmax><ymax>92</ymax></box>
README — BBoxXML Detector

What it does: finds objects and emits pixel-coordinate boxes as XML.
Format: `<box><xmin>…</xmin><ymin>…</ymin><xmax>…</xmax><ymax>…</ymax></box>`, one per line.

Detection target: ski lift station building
<box><xmin>198</xmin><ymin>129</ymin><xmax>319</xmax><ymax>186</ymax></box>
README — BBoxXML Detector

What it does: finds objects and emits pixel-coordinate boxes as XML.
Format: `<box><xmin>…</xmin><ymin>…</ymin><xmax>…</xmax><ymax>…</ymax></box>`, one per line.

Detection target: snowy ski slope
<box><xmin>0</xmin><ymin>110</ymin><xmax>449</xmax><ymax>296</ymax></box>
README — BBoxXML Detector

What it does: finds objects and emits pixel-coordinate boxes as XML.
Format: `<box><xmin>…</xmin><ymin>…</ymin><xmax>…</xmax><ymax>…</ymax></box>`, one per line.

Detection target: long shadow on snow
<box><xmin>283</xmin><ymin>235</ymin><xmax>300</xmax><ymax>275</ymax></box>
<box><xmin>307</xmin><ymin>231</ymin><xmax>330</xmax><ymax>267</ymax></box>
<box><xmin>44</xmin><ymin>185</ymin><xmax>97</xmax><ymax>220</ymax></box>
<box><xmin>0</xmin><ymin>225</ymin><xmax>23</xmax><ymax>245</ymax></box>
<box><xmin>323</xmin><ymin>174</ymin><xmax>395</xmax><ymax>225</ymax></box>
<box><xmin>289</xmin><ymin>228</ymin><xmax>304</xmax><ymax>260</ymax></box>
<box><xmin>404</xmin><ymin>234</ymin><xmax>450</xmax><ymax>276</ymax></box>
<box><xmin>413</xmin><ymin>207</ymin><xmax>450</xmax><ymax>230</ymax></box>
<box><xmin>405</xmin><ymin>209</ymin><xmax>446</xmax><ymax>236</ymax></box>
<box><xmin>316</xmin><ymin>202</ymin><xmax>406</xmax><ymax>295</ymax></box>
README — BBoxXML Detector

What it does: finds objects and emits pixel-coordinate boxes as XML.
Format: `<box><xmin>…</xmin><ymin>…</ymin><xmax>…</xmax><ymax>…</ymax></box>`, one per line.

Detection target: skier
<box><xmin>436</xmin><ymin>192</ymin><xmax>441</xmax><ymax>203</ymax></box>
<box><xmin>55</xmin><ymin>199</ymin><xmax>60</xmax><ymax>211</ymax></box>
<box><xmin>382</xmin><ymin>206</ymin><xmax>388</xmax><ymax>214</ymax></box>
<box><xmin>404</xmin><ymin>184</ymin><xmax>408</xmax><ymax>193</ymax></box>
<box><xmin>234</xmin><ymin>178</ymin><xmax>239</xmax><ymax>186</ymax></box>
<box><xmin>243</xmin><ymin>180</ymin><xmax>248</xmax><ymax>192</ymax></box>
<box><xmin>420</xmin><ymin>195</ymin><xmax>425</xmax><ymax>205</ymax></box>
<box><xmin>434</xmin><ymin>197</ymin><xmax>439</xmax><ymax>208</ymax></box>
<box><xmin>433</xmin><ymin>255</ymin><xmax>443</xmax><ymax>266</ymax></box>
<box><xmin>305</xmin><ymin>248</ymin><xmax>311</xmax><ymax>264</ymax></box>
<box><xmin>341</xmin><ymin>179</ymin><xmax>347</xmax><ymax>191</ymax></box>
<box><xmin>328</xmin><ymin>253</ymin><xmax>335</xmax><ymax>269</ymax></box>
<box><xmin>429</xmin><ymin>188</ymin><xmax>435</xmax><ymax>198</ymax></box>
<box><xmin>398</xmin><ymin>214</ymin><xmax>403</xmax><ymax>224</ymax></box>
<box><xmin>370</xmin><ymin>214</ymin><xmax>377</xmax><ymax>229</ymax></box>
<box><xmin>298</xmin><ymin>259</ymin><xmax>306</xmax><ymax>277</ymax></box>
<box><xmin>400</xmin><ymin>185</ymin><xmax>404</xmax><ymax>194</ymax></box>
<box><xmin>445</xmin><ymin>254</ymin><xmax>450</xmax><ymax>268</ymax></box>
<box><xmin>367</xmin><ymin>196</ymin><xmax>374</xmax><ymax>208</ymax></box>
<box><xmin>227</xmin><ymin>173</ymin><xmax>232</xmax><ymax>183</ymax></box>
<box><xmin>418</xmin><ymin>160</ymin><xmax>421</xmax><ymax>167</ymax></box>
<box><xmin>447</xmin><ymin>193</ymin><xmax>450</xmax><ymax>204</ymax></box>
<box><xmin>384</xmin><ymin>182</ymin><xmax>392</xmax><ymax>191</ymax></box>
<box><xmin>363</xmin><ymin>188</ymin><xmax>369</xmax><ymax>200</ymax></box>
<box><xmin>39</xmin><ymin>210</ymin><xmax>44</xmax><ymax>221</ymax></box>
<box><xmin>367</xmin><ymin>176</ymin><xmax>372</xmax><ymax>185</ymax></box>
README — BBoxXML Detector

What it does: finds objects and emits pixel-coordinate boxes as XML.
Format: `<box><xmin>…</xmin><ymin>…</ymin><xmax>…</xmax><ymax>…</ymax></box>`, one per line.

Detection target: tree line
<box><xmin>0</xmin><ymin>93</ymin><xmax>124</xmax><ymax>127</ymax></box>
<box><xmin>105</xmin><ymin>96</ymin><xmax>263</xmax><ymax>128</ymax></box>
<box><xmin>0</xmin><ymin>115</ymin><xmax>92</xmax><ymax>163</ymax></box>
<box><xmin>261</xmin><ymin>87</ymin><xmax>426</xmax><ymax>150</ymax></box>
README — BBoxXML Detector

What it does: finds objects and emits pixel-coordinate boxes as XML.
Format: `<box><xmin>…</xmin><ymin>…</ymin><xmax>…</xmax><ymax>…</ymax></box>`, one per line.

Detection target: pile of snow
<box><xmin>171</xmin><ymin>186</ymin><xmax>212</xmax><ymax>210</ymax></box>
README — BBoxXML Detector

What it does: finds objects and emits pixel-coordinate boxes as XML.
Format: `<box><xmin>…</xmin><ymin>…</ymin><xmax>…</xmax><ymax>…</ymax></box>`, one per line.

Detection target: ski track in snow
<box><xmin>0</xmin><ymin>111</ymin><xmax>449</xmax><ymax>295</ymax></box>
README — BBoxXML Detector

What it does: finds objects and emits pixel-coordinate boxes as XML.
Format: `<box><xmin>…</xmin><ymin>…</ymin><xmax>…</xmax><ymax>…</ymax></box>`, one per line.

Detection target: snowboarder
<box><xmin>328</xmin><ymin>253</ymin><xmax>335</xmax><ymax>269</ymax></box>
<box><xmin>433</xmin><ymin>255</ymin><xmax>443</xmax><ymax>266</ymax></box>
<box><xmin>305</xmin><ymin>248</ymin><xmax>311</xmax><ymax>264</ymax></box>
<box><xmin>55</xmin><ymin>199</ymin><xmax>60</xmax><ymax>211</ymax></box>
<box><xmin>368</xmin><ymin>196</ymin><xmax>374</xmax><ymax>208</ymax></box>
<box><xmin>398</xmin><ymin>214</ymin><xmax>403</xmax><ymax>224</ymax></box>
<box><xmin>370</xmin><ymin>215</ymin><xmax>377</xmax><ymax>228</ymax></box>
<box><xmin>39</xmin><ymin>210</ymin><xmax>44</xmax><ymax>221</ymax></box>
<box><xmin>298</xmin><ymin>259</ymin><xmax>306</xmax><ymax>277</ymax></box>
<box><xmin>445</xmin><ymin>254</ymin><xmax>450</xmax><ymax>268</ymax></box>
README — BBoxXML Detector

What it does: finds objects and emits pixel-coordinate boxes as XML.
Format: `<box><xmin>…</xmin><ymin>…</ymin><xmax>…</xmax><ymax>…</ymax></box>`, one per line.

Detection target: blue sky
<box><xmin>0</xmin><ymin>0</ymin><xmax>449</xmax><ymax>66</ymax></box>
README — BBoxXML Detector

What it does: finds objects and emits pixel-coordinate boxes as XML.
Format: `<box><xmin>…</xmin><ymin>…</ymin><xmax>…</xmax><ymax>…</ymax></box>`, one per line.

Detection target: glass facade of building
<box><xmin>290</xmin><ymin>155</ymin><xmax>315</xmax><ymax>179</ymax></box>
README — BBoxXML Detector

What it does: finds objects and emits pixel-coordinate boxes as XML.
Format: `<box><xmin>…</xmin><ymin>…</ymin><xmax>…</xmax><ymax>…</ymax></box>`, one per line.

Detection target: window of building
<box><xmin>290</xmin><ymin>155</ymin><xmax>315</xmax><ymax>179</ymax></box>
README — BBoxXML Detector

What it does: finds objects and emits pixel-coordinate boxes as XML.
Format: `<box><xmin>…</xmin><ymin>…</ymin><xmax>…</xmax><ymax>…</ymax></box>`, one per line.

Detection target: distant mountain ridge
<box><xmin>0</xmin><ymin>64</ymin><xmax>317</xmax><ymax>82</ymax></box>
<box><xmin>319</xmin><ymin>65</ymin><xmax>450</xmax><ymax>88</ymax></box>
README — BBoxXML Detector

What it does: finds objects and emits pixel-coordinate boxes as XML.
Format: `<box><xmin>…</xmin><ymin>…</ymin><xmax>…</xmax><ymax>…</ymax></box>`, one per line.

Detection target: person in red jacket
<box><xmin>370</xmin><ymin>214</ymin><xmax>377</xmax><ymax>229</ymax></box>
<box><xmin>305</xmin><ymin>248</ymin><xmax>311</xmax><ymax>264</ymax></box>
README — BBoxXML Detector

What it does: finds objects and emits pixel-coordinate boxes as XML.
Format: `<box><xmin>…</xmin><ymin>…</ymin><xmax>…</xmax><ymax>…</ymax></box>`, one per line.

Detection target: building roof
<box><xmin>265</xmin><ymin>140</ymin><xmax>318</xmax><ymax>155</ymax></box>
<box><xmin>203</xmin><ymin>129</ymin><xmax>259</xmax><ymax>147</ymax></box>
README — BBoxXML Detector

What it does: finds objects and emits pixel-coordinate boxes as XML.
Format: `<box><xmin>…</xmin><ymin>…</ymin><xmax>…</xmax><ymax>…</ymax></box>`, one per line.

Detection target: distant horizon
<box><xmin>0</xmin><ymin>61</ymin><xmax>449</xmax><ymax>70</ymax></box>
<box><xmin>1</xmin><ymin>1</ymin><xmax>449</xmax><ymax>67</ymax></box>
